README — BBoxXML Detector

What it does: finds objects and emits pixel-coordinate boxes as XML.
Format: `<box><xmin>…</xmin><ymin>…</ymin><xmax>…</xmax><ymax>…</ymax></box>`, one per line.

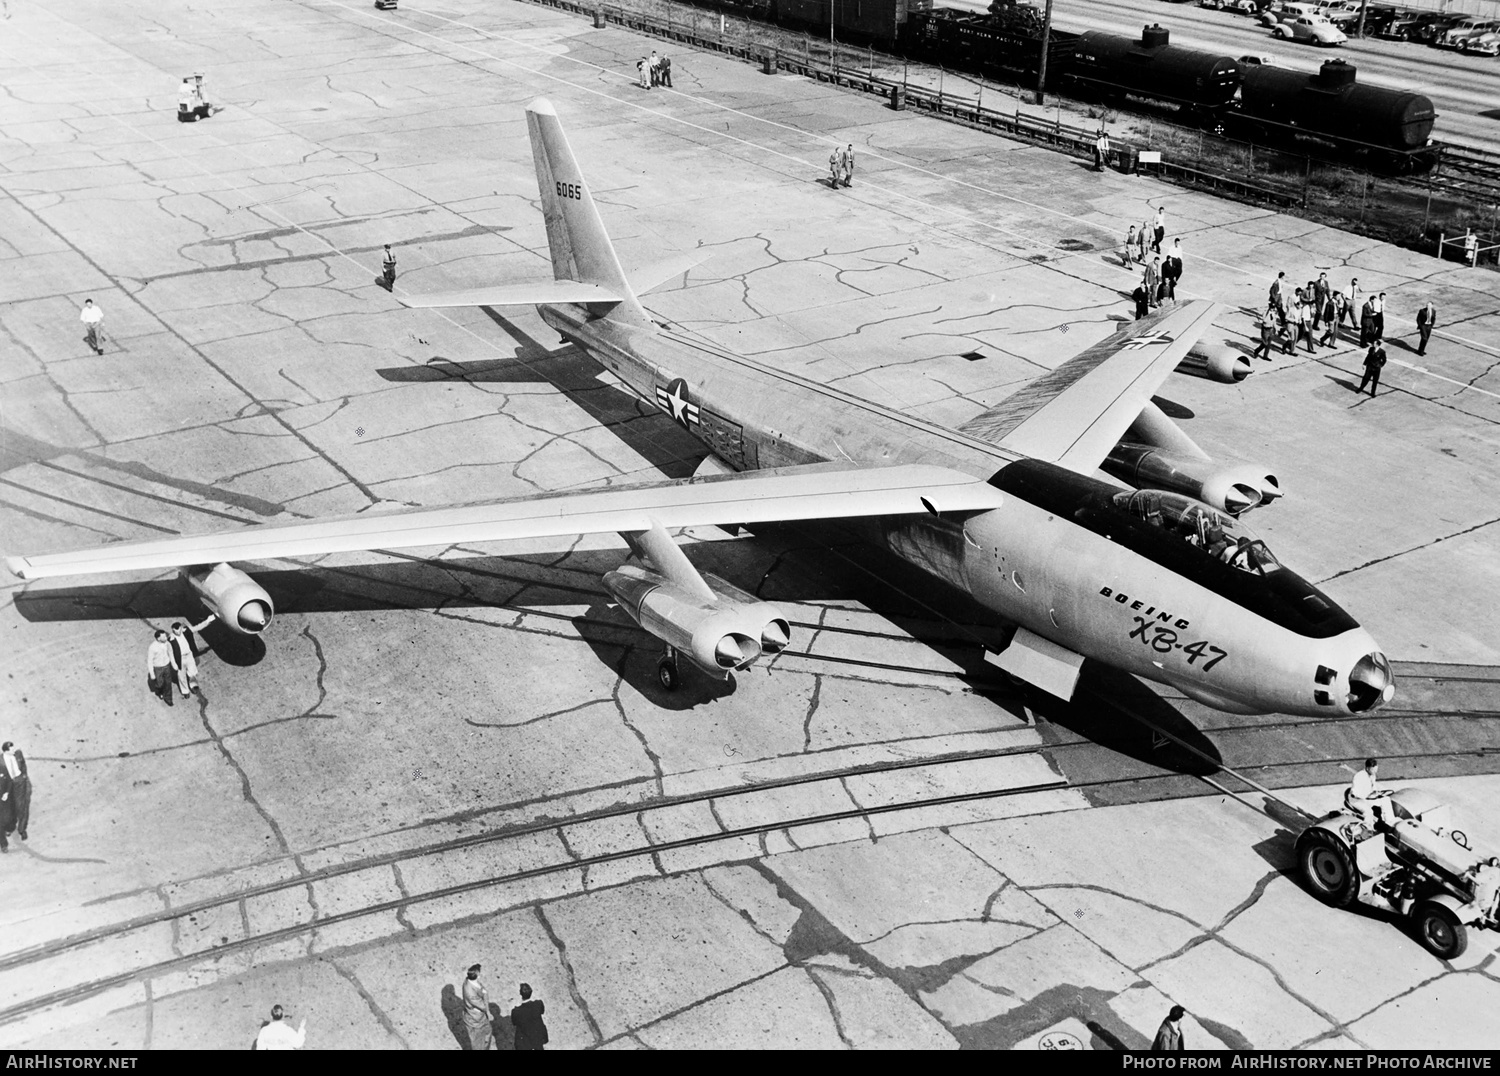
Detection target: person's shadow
<box><xmin>440</xmin><ymin>985</ymin><xmax>469</xmax><ymax>1048</ymax></box>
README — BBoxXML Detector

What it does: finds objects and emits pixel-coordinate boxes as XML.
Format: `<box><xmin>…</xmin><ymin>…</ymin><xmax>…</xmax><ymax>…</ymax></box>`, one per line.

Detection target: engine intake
<box><xmin>182</xmin><ymin>562</ymin><xmax>275</xmax><ymax>635</ymax></box>
<box><xmin>1104</xmin><ymin>443</ymin><xmax>1281</xmax><ymax>516</ymax></box>
<box><xmin>603</xmin><ymin>565</ymin><xmax>790</xmax><ymax>679</ymax></box>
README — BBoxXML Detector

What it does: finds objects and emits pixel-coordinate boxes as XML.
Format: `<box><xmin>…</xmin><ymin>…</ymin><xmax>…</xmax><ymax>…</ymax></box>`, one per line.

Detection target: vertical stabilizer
<box><xmin>527</xmin><ymin>99</ymin><xmax>651</xmax><ymax>325</ymax></box>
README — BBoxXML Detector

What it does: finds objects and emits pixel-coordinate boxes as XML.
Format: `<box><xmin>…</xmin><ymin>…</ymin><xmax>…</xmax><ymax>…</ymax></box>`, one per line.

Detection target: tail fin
<box><xmin>527</xmin><ymin>99</ymin><xmax>651</xmax><ymax>326</ymax></box>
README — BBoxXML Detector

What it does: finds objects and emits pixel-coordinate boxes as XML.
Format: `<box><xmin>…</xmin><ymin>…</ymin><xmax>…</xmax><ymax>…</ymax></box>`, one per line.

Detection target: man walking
<box><xmin>0</xmin><ymin>760</ymin><xmax>12</xmax><ymax>854</ymax></box>
<box><xmin>380</xmin><ymin>245</ymin><xmax>397</xmax><ymax>291</ymax></box>
<box><xmin>80</xmin><ymin>298</ymin><xmax>104</xmax><ymax>355</ymax></box>
<box><xmin>254</xmin><ymin>1005</ymin><xmax>307</xmax><ymax>1050</ymax></box>
<box><xmin>1341</xmin><ymin>277</ymin><xmax>1360</xmax><ymax>334</ymax></box>
<box><xmin>1373</xmin><ymin>291</ymin><xmax>1386</xmax><ymax>342</ymax></box>
<box><xmin>1132</xmin><ymin>283</ymin><xmax>1149</xmax><ymax>321</ymax></box>
<box><xmin>1142</xmin><ymin>258</ymin><xmax>1160</xmax><ymax>311</ymax></box>
<box><xmin>828</xmin><ymin>148</ymin><xmax>842</xmax><ymax>188</ymax></box>
<box><xmin>648</xmin><ymin>50</ymin><xmax>660</xmax><ymax>87</ymax></box>
<box><xmin>1123</xmin><ymin>224</ymin><xmax>1138</xmax><ymax>268</ymax></box>
<box><xmin>1152</xmin><ymin>206</ymin><xmax>1165</xmax><ymax>254</ymax></box>
<box><xmin>1</xmin><ymin>743</ymin><xmax>30</xmax><ymax>843</ymax></box>
<box><xmin>1269</xmin><ymin>271</ymin><xmax>1287</xmax><ymax>318</ymax></box>
<box><xmin>660</xmin><ymin>54</ymin><xmax>672</xmax><ymax>88</ymax></box>
<box><xmin>1093</xmin><ymin>127</ymin><xmax>1111</xmax><ymax>171</ymax></box>
<box><xmin>147</xmin><ymin>629</ymin><xmax>176</xmax><ymax>706</ymax></box>
<box><xmin>170</xmin><ymin>614</ymin><xmax>216</xmax><ymax>699</ymax></box>
<box><xmin>1152</xmin><ymin>1005</ymin><xmax>1186</xmax><ymax>1051</ymax></box>
<box><xmin>510</xmin><ymin>983</ymin><xmax>548</xmax><ymax>1051</ymax></box>
<box><xmin>1253</xmin><ymin>303</ymin><xmax>1277</xmax><ymax>360</ymax></box>
<box><xmin>841</xmin><ymin>144</ymin><xmax>855</xmax><ymax>188</ymax></box>
<box><xmin>462</xmin><ymin>964</ymin><xmax>494</xmax><ymax>1050</ymax></box>
<box><xmin>1358</xmin><ymin>341</ymin><xmax>1386</xmax><ymax>397</ymax></box>
<box><xmin>1136</xmin><ymin>219</ymin><xmax>1149</xmax><ymax>264</ymax></box>
<box><xmin>1359</xmin><ymin>295</ymin><xmax>1377</xmax><ymax>347</ymax></box>
<box><xmin>1163</xmin><ymin>239</ymin><xmax>1182</xmax><ymax>301</ymax></box>
<box><xmin>1415</xmin><ymin>299</ymin><xmax>1436</xmax><ymax>355</ymax></box>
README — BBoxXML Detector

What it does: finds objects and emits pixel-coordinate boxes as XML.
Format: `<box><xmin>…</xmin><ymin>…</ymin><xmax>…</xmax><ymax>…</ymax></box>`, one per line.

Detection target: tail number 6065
<box><xmin>556</xmin><ymin>181</ymin><xmax>582</xmax><ymax>200</ymax></box>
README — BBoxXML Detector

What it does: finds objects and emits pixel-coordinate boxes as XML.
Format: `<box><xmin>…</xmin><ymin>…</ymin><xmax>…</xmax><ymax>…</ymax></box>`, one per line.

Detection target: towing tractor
<box><xmin>1295</xmin><ymin>788</ymin><xmax>1500</xmax><ymax>958</ymax></box>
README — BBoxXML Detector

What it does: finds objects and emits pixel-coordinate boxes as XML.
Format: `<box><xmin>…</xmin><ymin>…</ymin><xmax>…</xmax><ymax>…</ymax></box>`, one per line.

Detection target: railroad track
<box><xmin>3</xmin><ymin>679</ymin><xmax>1495</xmax><ymax>1030</ymax></box>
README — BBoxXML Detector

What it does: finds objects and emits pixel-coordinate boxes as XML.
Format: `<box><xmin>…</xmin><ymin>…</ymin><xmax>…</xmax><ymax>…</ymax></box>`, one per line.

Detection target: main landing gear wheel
<box><xmin>1296</xmin><ymin>828</ymin><xmax>1360</xmax><ymax>908</ymax></box>
<box><xmin>1412</xmin><ymin>901</ymin><xmax>1468</xmax><ymax>960</ymax></box>
<box><xmin>657</xmin><ymin>646</ymin><xmax>680</xmax><ymax>691</ymax></box>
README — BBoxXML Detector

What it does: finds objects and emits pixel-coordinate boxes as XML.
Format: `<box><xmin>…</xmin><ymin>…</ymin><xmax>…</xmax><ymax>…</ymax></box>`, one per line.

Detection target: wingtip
<box><xmin>527</xmin><ymin>97</ymin><xmax>557</xmax><ymax>117</ymax></box>
<box><xmin>4</xmin><ymin>556</ymin><xmax>32</xmax><ymax>580</ymax></box>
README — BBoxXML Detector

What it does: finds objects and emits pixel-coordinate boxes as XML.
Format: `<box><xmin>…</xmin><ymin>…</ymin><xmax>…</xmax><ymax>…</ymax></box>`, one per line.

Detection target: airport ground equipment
<box><xmin>1296</xmin><ymin>787</ymin><xmax>1500</xmax><ymax>959</ymax></box>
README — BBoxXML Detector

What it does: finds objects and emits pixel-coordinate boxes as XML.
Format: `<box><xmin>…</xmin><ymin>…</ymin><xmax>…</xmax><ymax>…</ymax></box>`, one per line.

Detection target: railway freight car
<box><xmin>1235</xmin><ymin>59</ymin><xmax>1437</xmax><ymax>166</ymax></box>
<box><xmin>1065</xmin><ymin>25</ymin><xmax>1242</xmax><ymax>116</ymax></box>
<box><xmin>899</xmin><ymin>8</ymin><xmax>1074</xmax><ymax>80</ymax></box>
<box><xmin>774</xmin><ymin>0</ymin><xmax>930</xmax><ymax>46</ymax></box>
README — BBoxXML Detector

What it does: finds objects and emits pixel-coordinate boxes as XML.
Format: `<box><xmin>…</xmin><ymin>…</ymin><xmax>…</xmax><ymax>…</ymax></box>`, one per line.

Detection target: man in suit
<box><xmin>1</xmin><ymin>743</ymin><xmax>28</xmax><ymax>843</ymax></box>
<box><xmin>510</xmin><ymin>983</ymin><xmax>548</xmax><ymax>1051</ymax></box>
<box><xmin>1152</xmin><ymin>1005</ymin><xmax>1186</xmax><ymax>1050</ymax></box>
<box><xmin>0</xmin><ymin>762</ymin><xmax>11</xmax><ymax>853</ymax></box>
<box><xmin>1359</xmin><ymin>342</ymin><xmax>1387</xmax><ymax>397</ymax></box>
<box><xmin>1416</xmin><ymin>300</ymin><xmax>1436</xmax><ymax>355</ymax></box>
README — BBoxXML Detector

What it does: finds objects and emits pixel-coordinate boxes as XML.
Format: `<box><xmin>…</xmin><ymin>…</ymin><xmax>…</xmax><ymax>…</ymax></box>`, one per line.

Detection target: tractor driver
<box><xmin>1345</xmin><ymin>757</ymin><xmax>1390</xmax><ymax>825</ymax></box>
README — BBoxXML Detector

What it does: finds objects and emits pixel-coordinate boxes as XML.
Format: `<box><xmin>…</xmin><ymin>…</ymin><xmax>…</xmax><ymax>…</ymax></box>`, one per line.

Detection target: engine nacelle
<box><xmin>602</xmin><ymin>565</ymin><xmax>790</xmax><ymax>679</ymax></box>
<box><xmin>1176</xmin><ymin>343</ymin><xmax>1252</xmax><ymax>384</ymax></box>
<box><xmin>182</xmin><ymin>562</ymin><xmax>274</xmax><ymax>635</ymax></box>
<box><xmin>1104</xmin><ymin>443</ymin><xmax>1281</xmax><ymax>516</ymax></box>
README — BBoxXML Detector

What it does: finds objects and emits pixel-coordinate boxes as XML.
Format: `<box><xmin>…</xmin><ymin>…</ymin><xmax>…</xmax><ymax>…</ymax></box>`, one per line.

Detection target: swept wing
<box><xmin>5</xmin><ymin>463</ymin><xmax>1004</xmax><ymax>580</ymax></box>
<box><xmin>959</xmin><ymin>301</ymin><xmax>1221</xmax><ymax>473</ymax></box>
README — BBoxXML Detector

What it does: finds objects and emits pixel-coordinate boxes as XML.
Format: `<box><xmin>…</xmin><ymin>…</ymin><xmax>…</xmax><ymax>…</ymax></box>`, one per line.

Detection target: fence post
<box><xmin>1302</xmin><ymin>155</ymin><xmax>1311</xmax><ymax>209</ymax></box>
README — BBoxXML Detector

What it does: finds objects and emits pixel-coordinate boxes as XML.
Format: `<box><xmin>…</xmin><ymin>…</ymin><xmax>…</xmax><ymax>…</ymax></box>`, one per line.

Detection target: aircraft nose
<box><xmin>1347</xmin><ymin>651</ymin><xmax>1395</xmax><ymax>713</ymax></box>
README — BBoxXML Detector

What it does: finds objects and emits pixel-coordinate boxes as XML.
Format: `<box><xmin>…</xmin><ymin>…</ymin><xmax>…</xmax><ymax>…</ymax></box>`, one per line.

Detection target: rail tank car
<box><xmin>1238</xmin><ymin>60</ymin><xmax>1436</xmax><ymax>152</ymax></box>
<box><xmin>1067</xmin><ymin>26</ymin><xmax>1242</xmax><ymax>113</ymax></box>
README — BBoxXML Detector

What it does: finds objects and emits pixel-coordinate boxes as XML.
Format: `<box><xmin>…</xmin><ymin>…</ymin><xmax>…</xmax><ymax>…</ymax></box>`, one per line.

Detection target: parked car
<box><xmin>1459</xmin><ymin>26</ymin><xmax>1500</xmax><ymax>54</ymax></box>
<box><xmin>1273</xmin><ymin>13</ymin><xmax>1348</xmax><ymax>44</ymax></box>
<box><xmin>1238</xmin><ymin>52</ymin><xmax>1280</xmax><ymax>64</ymax></box>
<box><xmin>1434</xmin><ymin>17</ymin><xmax>1500</xmax><ymax>48</ymax></box>
<box><xmin>1354</xmin><ymin>7</ymin><xmax>1403</xmax><ymax>36</ymax></box>
<box><xmin>1260</xmin><ymin>1</ymin><xmax>1315</xmax><ymax>26</ymax></box>
<box><xmin>1380</xmin><ymin>12</ymin><xmax>1457</xmax><ymax>40</ymax></box>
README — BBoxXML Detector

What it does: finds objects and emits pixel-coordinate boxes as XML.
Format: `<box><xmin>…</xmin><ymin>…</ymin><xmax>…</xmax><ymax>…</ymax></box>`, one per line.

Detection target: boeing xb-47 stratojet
<box><xmin>6</xmin><ymin>100</ymin><xmax>1393</xmax><ymax>716</ymax></box>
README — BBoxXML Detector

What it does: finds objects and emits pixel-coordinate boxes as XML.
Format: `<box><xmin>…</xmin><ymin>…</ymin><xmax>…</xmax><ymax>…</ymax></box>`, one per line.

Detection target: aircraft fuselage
<box><xmin>542</xmin><ymin>302</ymin><xmax>1392</xmax><ymax>717</ymax></box>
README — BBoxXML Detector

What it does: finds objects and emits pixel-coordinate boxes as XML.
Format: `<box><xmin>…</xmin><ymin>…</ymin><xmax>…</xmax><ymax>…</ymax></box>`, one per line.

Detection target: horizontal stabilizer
<box><xmin>398</xmin><ymin>281</ymin><xmax>624</xmax><ymax>308</ymax></box>
<box><xmin>6</xmin><ymin>463</ymin><xmax>1006</xmax><ymax>581</ymax></box>
<box><xmin>631</xmin><ymin>253</ymin><xmax>708</xmax><ymax>296</ymax></box>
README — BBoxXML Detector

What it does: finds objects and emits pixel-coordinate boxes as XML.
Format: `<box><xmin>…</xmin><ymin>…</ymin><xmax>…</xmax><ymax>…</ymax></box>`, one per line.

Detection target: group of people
<box><xmin>462</xmin><ymin>966</ymin><xmax>549</xmax><ymax>1050</ymax></box>
<box><xmin>636</xmin><ymin>50</ymin><xmax>672</xmax><ymax>89</ymax></box>
<box><xmin>145</xmin><ymin>615</ymin><xmax>217</xmax><ymax>706</ymax></box>
<box><xmin>0</xmin><ymin>742</ymin><xmax>31</xmax><ymax>854</ymax></box>
<box><xmin>1252</xmin><ymin>271</ymin><xmax>1439</xmax><ymax>398</ymax></box>
<box><xmin>177</xmin><ymin>71</ymin><xmax>221</xmax><ymax>122</ymax></box>
<box><xmin>1125</xmin><ymin>207</ymin><xmax>1181</xmax><ymax>318</ymax></box>
<box><xmin>827</xmin><ymin>143</ymin><xmax>856</xmax><ymax>189</ymax></box>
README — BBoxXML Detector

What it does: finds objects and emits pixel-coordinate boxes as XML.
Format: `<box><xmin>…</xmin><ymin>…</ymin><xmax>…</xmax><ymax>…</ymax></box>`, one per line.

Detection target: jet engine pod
<box><xmin>1104</xmin><ymin>443</ymin><xmax>1280</xmax><ymax>517</ymax></box>
<box><xmin>1176</xmin><ymin>343</ymin><xmax>1252</xmax><ymax>384</ymax></box>
<box><xmin>181</xmin><ymin>562</ymin><xmax>275</xmax><ymax>635</ymax></box>
<box><xmin>603</xmin><ymin>565</ymin><xmax>790</xmax><ymax>680</ymax></box>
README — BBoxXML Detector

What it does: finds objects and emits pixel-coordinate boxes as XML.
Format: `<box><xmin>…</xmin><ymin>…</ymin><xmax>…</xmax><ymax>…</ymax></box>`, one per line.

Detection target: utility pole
<box><xmin>1036</xmin><ymin>0</ymin><xmax>1055</xmax><ymax>105</ymax></box>
<box><xmin>1356</xmin><ymin>0</ymin><xmax>1368</xmax><ymax>38</ymax></box>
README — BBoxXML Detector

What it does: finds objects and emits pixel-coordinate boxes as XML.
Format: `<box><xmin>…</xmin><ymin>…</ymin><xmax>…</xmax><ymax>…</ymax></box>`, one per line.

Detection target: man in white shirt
<box><xmin>146</xmin><ymin>629</ymin><xmax>176</xmax><ymax>706</ymax></box>
<box><xmin>1345</xmin><ymin>757</ymin><xmax>1386</xmax><ymax>823</ymax></box>
<box><xmin>80</xmin><ymin>299</ymin><xmax>104</xmax><ymax>354</ymax></box>
<box><xmin>254</xmin><ymin>1005</ymin><xmax>306</xmax><ymax>1050</ymax></box>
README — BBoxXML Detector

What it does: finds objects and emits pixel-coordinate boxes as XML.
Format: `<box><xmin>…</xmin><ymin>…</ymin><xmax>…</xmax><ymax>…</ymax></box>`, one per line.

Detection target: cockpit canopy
<box><xmin>1111</xmin><ymin>489</ymin><xmax>1282</xmax><ymax>575</ymax></box>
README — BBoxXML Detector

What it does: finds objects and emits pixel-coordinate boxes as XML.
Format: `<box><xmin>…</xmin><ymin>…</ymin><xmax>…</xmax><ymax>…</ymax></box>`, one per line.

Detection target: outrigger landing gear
<box><xmin>657</xmin><ymin>645</ymin><xmax>680</xmax><ymax>691</ymax></box>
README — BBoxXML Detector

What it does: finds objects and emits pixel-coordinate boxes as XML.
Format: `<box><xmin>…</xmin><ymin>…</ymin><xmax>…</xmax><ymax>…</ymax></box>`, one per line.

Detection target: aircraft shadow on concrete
<box><xmin>375</xmin><ymin>310</ymin><xmax>706</xmax><ymax>480</ymax></box>
<box><xmin>15</xmin><ymin>538</ymin><xmax>1224</xmax><ymax>771</ymax></box>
